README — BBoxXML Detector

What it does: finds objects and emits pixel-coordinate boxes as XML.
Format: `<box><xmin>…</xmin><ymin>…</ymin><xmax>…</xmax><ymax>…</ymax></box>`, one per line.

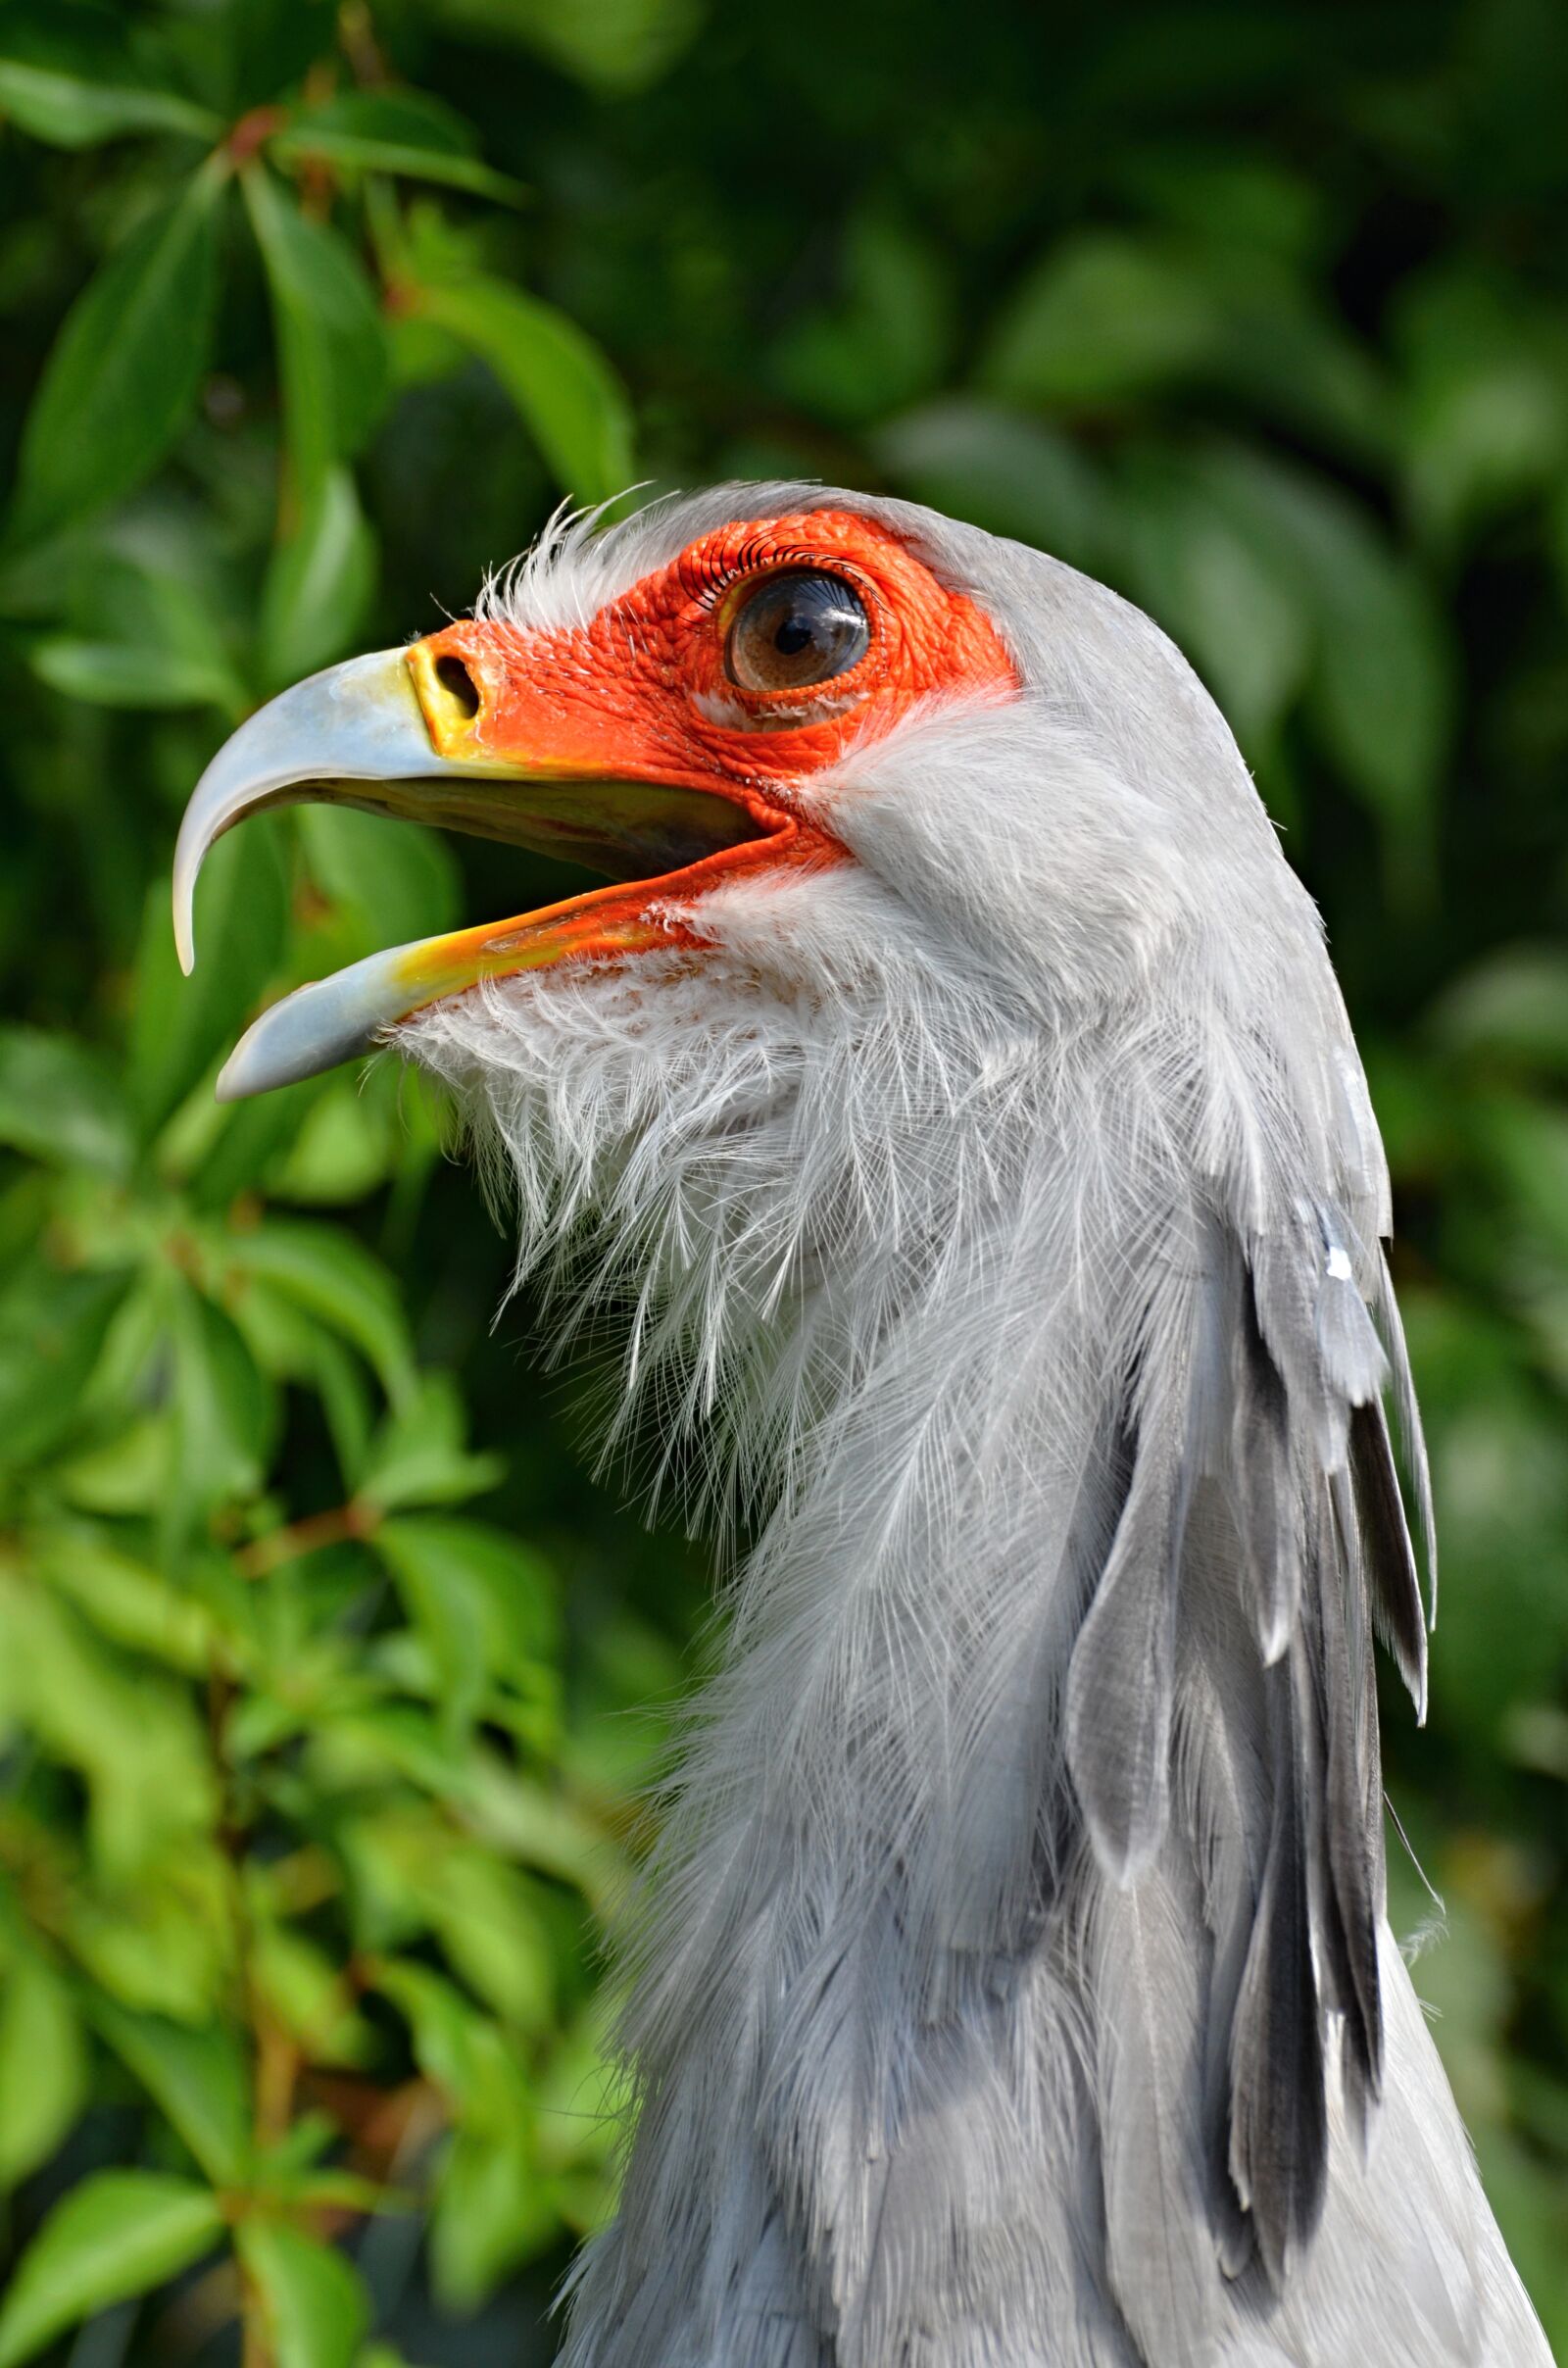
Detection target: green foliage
<box><xmin>401</xmin><ymin>270</ymin><xmax>633</xmax><ymax>508</ymax></box>
<box><xmin>5</xmin><ymin>168</ymin><xmax>224</xmax><ymax>549</ymax></box>
<box><xmin>0</xmin><ymin>0</ymin><xmax>1564</xmax><ymax>2360</ymax></box>
<box><xmin>269</xmin><ymin>91</ymin><xmax>527</xmax><ymax>207</ymax></box>
<box><xmin>0</xmin><ymin>18</ymin><xmax>639</xmax><ymax>2358</ymax></box>
<box><xmin>0</xmin><ymin>4</ymin><xmax>219</xmax><ymax>149</ymax></box>
<box><xmin>0</xmin><ymin>2174</ymin><xmax>225</xmax><ymax>2368</ymax></box>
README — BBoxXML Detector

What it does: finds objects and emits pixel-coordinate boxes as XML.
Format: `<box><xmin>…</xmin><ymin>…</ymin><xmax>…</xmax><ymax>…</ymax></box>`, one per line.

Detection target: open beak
<box><xmin>174</xmin><ymin>639</ymin><xmax>782</xmax><ymax>1101</ymax></box>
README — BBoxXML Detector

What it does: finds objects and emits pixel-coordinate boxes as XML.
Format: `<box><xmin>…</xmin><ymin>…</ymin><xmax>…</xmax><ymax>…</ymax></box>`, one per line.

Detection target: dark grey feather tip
<box><xmin>1350</xmin><ymin>1398</ymin><xmax>1429</xmax><ymax>1723</ymax></box>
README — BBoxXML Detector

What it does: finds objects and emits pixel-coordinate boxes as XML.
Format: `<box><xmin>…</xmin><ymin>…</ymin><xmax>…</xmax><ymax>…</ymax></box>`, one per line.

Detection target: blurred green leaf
<box><xmin>130</xmin><ymin>816</ymin><xmax>290</xmax><ymax>1136</ymax></box>
<box><xmin>244</xmin><ymin>166</ymin><xmax>390</xmax><ymax>502</ymax></box>
<box><xmin>377</xmin><ymin>1956</ymin><xmax>554</xmax><ymax>2299</ymax></box>
<box><xmin>223</xmin><ymin>1218</ymin><xmax>416</xmax><ymax>1402</ymax></box>
<box><xmin>981</xmin><ymin>229</ymin><xmax>1385</xmax><ymax>454</ymax></box>
<box><xmin>91</xmin><ymin>2002</ymin><xmax>251</xmax><ymax>2185</ymax></box>
<box><xmin>1429</xmin><ymin>947</ymin><xmax>1568</xmax><ymax>1075</ymax></box>
<box><xmin>258</xmin><ymin>465</ymin><xmax>377</xmax><ymax>693</ymax></box>
<box><xmin>237</xmin><ymin>2222</ymin><xmax>369</xmax><ymax>2368</ymax></box>
<box><xmin>5</xmin><ymin>169</ymin><xmax>223</xmax><ymax>549</ymax></box>
<box><xmin>270</xmin><ymin>1079</ymin><xmax>396</xmax><ymax>1207</ymax></box>
<box><xmin>343</xmin><ymin>1813</ymin><xmax>553</xmax><ymax>2028</ymax></box>
<box><xmin>360</xmin><ymin>1374</ymin><xmax>505</xmax><ymax>1513</ymax></box>
<box><xmin>29</xmin><ymin>634</ymin><xmax>240</xmax><ymax>712</ymax></box>
<box><xmin>251</xmin><ymin>1921</ymin><xmax>370</xmax><ymax>2068</ymax></box>
<box><xmin>313</xmin><ymin>1328</ymin><xmax>375</xmax><ymax>1488</ymax></box>
<box><xmin>297</xmin><ymin>805</ymin><xmax>460</xmax><ymax>953</ymax></box>
<box><xmin>431</xmin><ymin>2109</ymin><xmax>551</xmax><ymax>2306</ymax></box>
<box><xmin>28</xmin><ymin>524</ymin><xmax>247</xmax><ymax>714</ymax></box>
<box><xmin>1306</xmin><ymin>546</ymin><xmax>1450</xmax><ymax>859</ymax></box>
<box><xmin>53</xmin><ymin>1417</ymin><xmax>172</xmax><ymax>1519</ymax></box>
<box><xmin>1114</xmin><ymin>146</ymin><xmax>1326</xmax><ymax>263</ymax></box>
<box><xmin>270</xmin><ymin>91</ymin><xmax>525</xmax><ymax>206</ymax></box>
<box><xmin>0</xmin><ymin>3</ymin><xmax>219</xmax><ymax>148</ymax></box>
<box><xmin>0</xmin><ymin>2171</ymin><xmax>222</xmax><ymax>2368</ymax></box>
<box><xmin>423</xmin><ymin>0</ymin><xmax>701</xmax><ymax>93</ymax></box>
<box><xmin>1471</xmin><ymin>1093</ymin><xmax>1568</xmax><ymax>1268</ymax></box>
<box><xmin>313</xmin><ymin>1702</ymin><xmax>476</xmax><ymax>1801</ymax></box>
<box><xmin>0</xmin><ymin>1026</ymin><xmax>131</xmax><ymax>1176</ymax></box>
<box><xmin>981</xmin><ymin>232</ymin><xmax>1217</xmax><ymax>408</ymax></box>
<box><xmin>1194</xmin><ymin>446</ymin><xmax>1452</xmax><ymax>866</ymax></box>
<box><xmin>169</xmin><ymin>1278</ymin><xmax>276</xmax><ymax>1528</ymax></box>
<box><xmin>188</xmin><ymin>1078</ymin><xmax>323</xmax><ymax>1210</ymax></box>
<box><xmin>873</xmin><ymin>398</ymin><xmax>1106</xmax><ymax>570</ymax></box>
<box><xmin>0</xmin><ymin>1261</ymin><xmax>127</xmax><ymax>1466</ymax></box>
<box><xmin>372</xmin><ymin>1960</ymin><xmax>484</xmax><ymax>2104</ymax></box>
<box><xmin>375</xmin><ymin>1516</ymin><xmax>556</xmax><ymax>1732</ymax></box>
<box><xmin>1116</xmin><ymin>446</ymin><xmax>1310</xmax><ymax>746</ymax></box>
<box><xmin>0</xmin><ymin>1956</ymin><xmax>86</xmax><ymax>2191</ymax></box>
<box><xmin>33</xmin><ymin>1527</ymin><xmax>215</xmax><ymax>1671</ymax></box>
<box><xmin>228</xmin><ymin>0</ymin><xmax>337</xmax><ymax>109</ymax></box>
<box><xmin>1394</xmin><ymin>268</ymin><xmax>1568</xmax><ymax>546</ymax></box>
<box><xmin>0</xmin><ymin>1565</ymin><xmax>217</xmax><ymax>1873</ymax></box>
<box><xmin>34</xmin><ymin>529</ymin><xmax>247</xmax><ymax>711</ymax></box>
<box><xmin>1203</xmin><ymin>252</ymin><xmax>1387</xmax><ymax>457</ymax></box>
<box><xmin>419</xmin><ymin>1850</ymin><xmax>554</xmax><ymax>2032</ymax></box>
<box><xmin>404</xmin><ymin>270</ymin><xmax>633</xmax><ymax>505</ymax></box>
<box><xmin>290</xmin><ymin>2166</ymin><xmax>394</xmax><ymax>2214</ymax></box>
<box><xmin>460</xmin><ymin>1762</ymin><xmax>611</xmax><ymax>1907</ymax></box>
<box><xmin>771</xmin><ymin>214</ymin><xmax>950</xmax><ymax>428</ymax></box>
<box><xmin>68</xmin><ymin>1865</ymin><xmax>231</xmax><ymax>2023</ymax></box>
<box><xmin>220</xmin><ymin>1274</ymin><xmax>349</xmax><ymax>1404</ymax></box>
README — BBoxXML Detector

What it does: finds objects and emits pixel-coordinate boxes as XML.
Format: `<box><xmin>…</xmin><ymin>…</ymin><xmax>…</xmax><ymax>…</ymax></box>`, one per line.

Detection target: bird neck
<box><xmin>712</xmin><ymin>1240</ymin><xmax>1110</xmax><ymax>1969</ymax></box>
<box><xmin>567</xmin><ymin>1163</ymin><xmax>1123</xmax><ymax>2360</ymax></box>
<box><xmin>620</xmin><ymin>1136</ymin><xmax>1122</xmax><ymax>2046</ymax></box>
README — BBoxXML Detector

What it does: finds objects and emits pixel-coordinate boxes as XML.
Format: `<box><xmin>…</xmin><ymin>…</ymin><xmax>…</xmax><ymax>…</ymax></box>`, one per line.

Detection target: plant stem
<box><xmin>234</xmin><ymin>1498</ymin><xmax>378</xmax><ymax>1577</ymax></box>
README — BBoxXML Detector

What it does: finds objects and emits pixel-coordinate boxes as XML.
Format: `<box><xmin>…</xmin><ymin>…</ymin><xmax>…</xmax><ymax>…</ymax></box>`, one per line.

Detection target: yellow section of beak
<box><xmin>405</xmin><ymin>638</ymin><xmax>490</xmax><ymax>764</ymax></box>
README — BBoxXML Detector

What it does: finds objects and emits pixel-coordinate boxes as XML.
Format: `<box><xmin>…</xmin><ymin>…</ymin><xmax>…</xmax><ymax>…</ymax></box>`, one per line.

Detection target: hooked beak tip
<box><xmin>172</xmin><ymin>870</ymin><xmax>198</xmax><ymax>976</ymax></box>
<box><xmin>171</xmin><ymin>647</ymin><xmax>437</xmax><ymax>987</ymax></box>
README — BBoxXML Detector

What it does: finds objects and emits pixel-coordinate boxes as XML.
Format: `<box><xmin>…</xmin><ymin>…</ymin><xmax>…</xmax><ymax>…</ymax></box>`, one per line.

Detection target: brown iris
<box><xmin>725</xmin><ymin>569</ymin><xmax>870</xmax><ymax>692</ymax></box>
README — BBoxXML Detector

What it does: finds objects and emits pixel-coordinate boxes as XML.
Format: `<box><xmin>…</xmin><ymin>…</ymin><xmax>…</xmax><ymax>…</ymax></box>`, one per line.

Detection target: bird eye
<box><xmin>725</xmin><ymin>569</ymin><xmax>870</xmax><ymax>693</ymax></box>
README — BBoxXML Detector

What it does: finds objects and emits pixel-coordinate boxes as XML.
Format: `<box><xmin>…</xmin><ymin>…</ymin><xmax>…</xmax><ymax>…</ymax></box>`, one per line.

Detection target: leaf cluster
<box><xmin>0</xmin><ymin>6</ymin><xmax>648</xmax><ymax>2364</ymax></box>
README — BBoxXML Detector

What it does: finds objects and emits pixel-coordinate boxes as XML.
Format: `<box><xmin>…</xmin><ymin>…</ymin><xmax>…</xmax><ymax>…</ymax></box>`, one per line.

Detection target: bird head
<box><xmin>177</xmin><ymin>483</ymin><xmax>1317</xmax><ymax>1085</ymax></box>
<box><xmin>178</xmin><ymin>485</ymin><xmax>1374</xmax><ymax>1477</ymax></box>
<box><xmin>177</xmin><ymin>492</ymin><xmax>1026</xmax><ymax>1094</ymax></box>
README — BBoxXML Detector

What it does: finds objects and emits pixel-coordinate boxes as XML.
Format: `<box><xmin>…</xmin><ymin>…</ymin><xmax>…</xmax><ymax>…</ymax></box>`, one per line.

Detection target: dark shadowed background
<box><xmin>0</xmin><ymin>1</ymin><xmax>1565</xmax><ymax>2360</ymax></box>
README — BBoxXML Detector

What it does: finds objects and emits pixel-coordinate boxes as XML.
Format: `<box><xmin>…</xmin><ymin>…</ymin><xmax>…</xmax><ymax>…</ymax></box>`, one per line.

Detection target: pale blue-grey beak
<box><xmin>173</xmin><ymin>641</ymin><xmax>772</xmax><ymax>1101</ymax></box>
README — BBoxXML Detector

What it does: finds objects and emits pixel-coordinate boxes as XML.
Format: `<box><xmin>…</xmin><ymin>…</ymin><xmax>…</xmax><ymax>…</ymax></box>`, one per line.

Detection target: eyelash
<box><xmin>684</xmin><ymin>542</ymin><xmax>831</xmax><ymax>612</ymax></box>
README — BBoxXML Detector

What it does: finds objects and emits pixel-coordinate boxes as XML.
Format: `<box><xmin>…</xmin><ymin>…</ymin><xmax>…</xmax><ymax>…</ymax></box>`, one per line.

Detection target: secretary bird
<box><xmin>175</xmin><ymin>487</ymin><xmax>1550</xmax><ymax>2367</ymax></box>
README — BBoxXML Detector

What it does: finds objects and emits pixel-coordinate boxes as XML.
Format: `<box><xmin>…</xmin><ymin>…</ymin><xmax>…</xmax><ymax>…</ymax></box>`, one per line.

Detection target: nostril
<box><xmin>435</xmin><ymin>653</ymin><xmax>480</xmax><ymax>719</ymax></box>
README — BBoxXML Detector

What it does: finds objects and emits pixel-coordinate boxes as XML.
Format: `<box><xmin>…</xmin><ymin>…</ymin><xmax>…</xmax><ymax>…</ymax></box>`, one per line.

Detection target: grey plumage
<box><xmin>1064</xmin><ymin>1311</ymin><xmax>1195</xmax><ymax>1883</ymax></box>
<box><xmin>1228</xmin><ymin>1649</ymin><xmax>1327</xmax><ymax>2286</ymax></box>
<box><xmin>379</xmin><ymin>485</ymin><xmax>1549</xmax><ymax>2365</ymax></box>
<box><xmin>1350</xmin><ymin>1396</ymin><xmax>1429</xmax><ymax>1720</ymax></box>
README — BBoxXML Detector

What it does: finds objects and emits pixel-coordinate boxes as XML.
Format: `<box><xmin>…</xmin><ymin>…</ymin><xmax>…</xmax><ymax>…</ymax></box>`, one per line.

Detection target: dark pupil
<box><xmin>726</xmin><ymin>567</ymin><xmax>870</xmax><ymax>691</ymax></box>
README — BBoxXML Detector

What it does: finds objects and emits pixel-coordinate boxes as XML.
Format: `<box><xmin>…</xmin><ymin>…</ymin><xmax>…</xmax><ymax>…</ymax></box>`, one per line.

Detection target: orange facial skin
<box><xmin>395</xmin><ymin>510</ymin><xmax>1019</xmax><ymax>997</ymax></box>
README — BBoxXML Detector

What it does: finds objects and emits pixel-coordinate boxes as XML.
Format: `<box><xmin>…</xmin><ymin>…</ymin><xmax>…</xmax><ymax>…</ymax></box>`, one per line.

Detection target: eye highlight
<box><xmin>725</xmin><ymin>569</ymin><xmax>871</xmax><ymax>694</ymax></box>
